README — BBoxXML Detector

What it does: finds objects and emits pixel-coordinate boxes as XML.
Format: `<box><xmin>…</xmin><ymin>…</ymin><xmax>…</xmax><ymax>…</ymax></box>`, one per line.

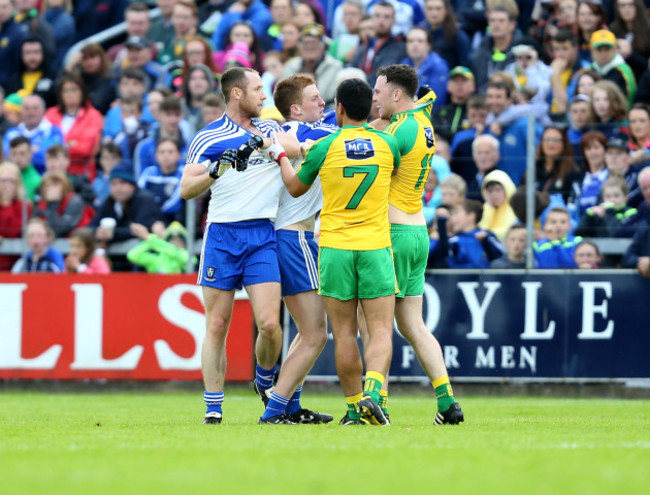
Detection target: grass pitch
<box><xmin>1</xmin><ymin>390</ymin><xmax>648</xmax><ymax>495</ymax></box>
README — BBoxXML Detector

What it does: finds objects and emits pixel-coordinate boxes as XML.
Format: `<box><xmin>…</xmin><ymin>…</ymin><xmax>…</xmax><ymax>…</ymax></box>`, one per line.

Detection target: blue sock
<box><xmin>261</xmin><ymin>392</ymin><xmax>289</xmax><ymax>419</ymax></box>
<box><xmin>255</xmin><ymin>364</ymin><xmax>276</xmax><ymax>390</ymax></box>
<box><xmin>204</xmin><ymin>391</ymin><xmax>224</xmax><ymax>414</ymax></box>
<box><xmin>285</xmin><ymin>385</ymin><xmax>303</xmax><ymax>415</ymax></box>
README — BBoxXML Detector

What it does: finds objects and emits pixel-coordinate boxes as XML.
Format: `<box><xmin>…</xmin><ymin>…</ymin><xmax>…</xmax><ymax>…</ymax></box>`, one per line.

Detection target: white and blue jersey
<box><xmin>275</xmin><ymin>118</ymin><xmax>337</xmax><ymax>295</ymax></box>
<box><xmin>275</xmin><ymin>119</ymin><xmax>337</xmax><ymax>229</ymax></box>
<box><xmin>186</xmin><ymin>114</ymin><xmax>284</xmax><ymax>224</ymax></box>
<box><xmin>187</xmin><ymin>114</ymin><xmax>284</xmax><ymax>290</ymax></box>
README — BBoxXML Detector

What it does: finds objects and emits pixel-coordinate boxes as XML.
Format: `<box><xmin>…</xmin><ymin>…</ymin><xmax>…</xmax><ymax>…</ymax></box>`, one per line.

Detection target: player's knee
<box><xmin>256</xmin><ymin>318</ymin><xmax>280</xmax><ymax>337</ymax></box>
<box><xmin>205</xmin><ymin>315</ymin><xmax>229</xmax><ymax>340</ymax></box>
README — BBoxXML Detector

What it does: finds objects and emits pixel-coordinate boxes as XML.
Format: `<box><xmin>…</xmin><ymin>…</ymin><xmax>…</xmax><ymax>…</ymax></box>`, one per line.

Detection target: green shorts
<box><xmin>391</xmin><ymin>224</ymin><xmax>429</xmax><ymax>298</ymax></box>
<box><xmin>318</xmin><ymin>246</ymin><xmax>397</xmax><ymax>300</ymax></box>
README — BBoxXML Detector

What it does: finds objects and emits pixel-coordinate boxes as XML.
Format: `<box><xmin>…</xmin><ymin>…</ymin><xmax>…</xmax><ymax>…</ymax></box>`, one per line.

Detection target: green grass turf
<box><xmin>1</xmin><ymin>391</ymin><xmax>649</xmax><ymax>495</ymax></box>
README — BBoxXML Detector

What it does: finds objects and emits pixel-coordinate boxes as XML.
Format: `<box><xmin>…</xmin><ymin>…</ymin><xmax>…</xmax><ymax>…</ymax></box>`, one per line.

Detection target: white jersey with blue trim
<box><xmin>275</xmin><ymin>119</ymin><xmax>338</xmax><ymax>230</ymax></box>
<box><xmin>186</xmin><ymin>114</ymin><xmax>284</xmax><ymax>223</ymax></box>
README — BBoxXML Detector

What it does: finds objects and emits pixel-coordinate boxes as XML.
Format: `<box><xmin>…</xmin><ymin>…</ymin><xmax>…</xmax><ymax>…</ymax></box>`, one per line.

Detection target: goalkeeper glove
<box><xmin>236</xmin><ymin>135</ymin><xmax>264</xmax><ymax>166</ymax></box>
<box><xmin>207</xmin><ymin>149</ymin><xmax>239</xmax><ymax>179</ymax></box>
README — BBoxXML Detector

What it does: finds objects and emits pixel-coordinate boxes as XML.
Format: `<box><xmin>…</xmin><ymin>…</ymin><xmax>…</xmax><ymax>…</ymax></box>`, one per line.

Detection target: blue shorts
<box><xmin>198</xmin><ymin>219</ymin><xmax>281</xmax><ymax>291</ymax></box>
<box><xmin>276</xmin><ymin>229</ymin><xmax>319</xmax><ymax>297</ymax></box>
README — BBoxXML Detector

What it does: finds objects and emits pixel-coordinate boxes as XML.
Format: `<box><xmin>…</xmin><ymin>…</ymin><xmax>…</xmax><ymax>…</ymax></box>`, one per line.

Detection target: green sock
<box><xmin>433</xmin><ymin>376</ymin><xmax>457</xmax><ymax>413</ymax></box>
<box><xmin>379</xmin><ymin>389</ymin><xmax>389</xmax><ymax>415</ymax></box>
<box><xmin>363</xmin><ymin>371</ymin><xmax>384</xmax><ymax>403</ymax></box>
<box><xmin>346</xmin><ymin>393</ymin><xmax>362</xmax><ymax>420</ymax></box>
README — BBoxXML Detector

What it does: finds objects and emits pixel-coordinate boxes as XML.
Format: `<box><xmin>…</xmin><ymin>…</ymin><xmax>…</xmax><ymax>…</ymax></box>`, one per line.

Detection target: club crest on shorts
<box><xmin>205</xmin><ymin>267</ymin><xmax>216</xmax><ymax>281</ymax></box>
<box><xmin>344</xmin><ymin>138</ymin><xmax>375</xmax><ymax>160</ymax></box>
<box><xmin>424</xmin><ymin>127</ymin><xmax>435</xmax><ymax>148</ymax></box>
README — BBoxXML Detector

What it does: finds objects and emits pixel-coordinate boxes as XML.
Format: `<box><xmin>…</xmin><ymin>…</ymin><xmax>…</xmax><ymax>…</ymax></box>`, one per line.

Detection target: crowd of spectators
<box><xmin>0</xmin><ymin>0</ymin><xmax>649</xmax><ymax>276</ymax></box>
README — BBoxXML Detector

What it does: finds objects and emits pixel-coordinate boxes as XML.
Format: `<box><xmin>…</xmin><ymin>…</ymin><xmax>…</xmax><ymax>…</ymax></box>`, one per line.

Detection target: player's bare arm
<box><xmin>180</xmin><ymin>163</ymin><xmax>215</xmax><ymax>200</ymax></box>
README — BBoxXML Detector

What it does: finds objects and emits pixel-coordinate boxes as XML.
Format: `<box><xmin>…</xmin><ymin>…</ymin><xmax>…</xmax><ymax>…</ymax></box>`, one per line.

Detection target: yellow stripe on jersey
<box><xmin>297</xmin><ymin>124</ymin><xmax>400</xmax><ymax>250</ymax></box>
<box><xmin>385</xmin><ymin>97</ymin><xmax>437</xmax><ymax>214</ymax></box>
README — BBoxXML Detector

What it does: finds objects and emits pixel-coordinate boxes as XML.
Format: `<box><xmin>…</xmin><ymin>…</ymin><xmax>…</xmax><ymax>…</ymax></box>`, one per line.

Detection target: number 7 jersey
<box><xmin>296</xmin><ymin>124</ymin><xmax>400</xmax><ymax>251</ymax></box>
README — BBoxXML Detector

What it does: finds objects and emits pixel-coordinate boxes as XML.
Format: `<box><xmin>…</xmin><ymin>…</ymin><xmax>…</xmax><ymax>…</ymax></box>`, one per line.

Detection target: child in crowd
<box><xmin>490</xmin><ymin>224</ymin><xmax>528</xmax><ymax>268</ymax></box>
<box><xmin>45</xmin><ymin>144</ymin><xmax>95</xmax><ymax>206</ymax></box>
<box><xmin>126</xmin><ymin>221</ymin><xmax>194</xmax><ymax>274</ymax></box>
<box><xmin>200</xmin><ymin>93</ymin><xmax>225</xmax><ymax>127</ymax></box>
<box><xmin>429</xmin><ymin>199</ymin><xmax>504</xmax><ymax>268</ymax></box>
<box><xmin>439</xmin><ymin>174</ymin><xmax>467</xmax><ymax>210</ymax></box>
<box><xmin>478</xmin><ymin>170</ymin><xmax>517</xmax><ymax>241</ymax></box>
<box><xmin>11</xmin><ymin>218</ymin><xmax>64</xmax><ymax>273</ymax></box>
<box><xmin>112</xmin><ymin>95</ymin><xmax>149</xmax><ymax>170</ymax></box>
<box><xmin>92</xmin><ymin>143</ymin><xmax>122</xmax><ymax>207</ymax></box>
<box><xmin>574</xmin><ymin>176</ymin><xmax>637</xmax><ymax>237</ymax></box>
<box><xmin>9</xmin><ymin>136</ymin><xmax>41</xmax><ymax>202</ymax></box>
<box><xmin>573</xmin><ymin>239</ymin><xmax>602</xmax><ymax>269</ymax></box>
<box><xmin>533</xmin><ymin>207</ymin><xmax>583</xmax><ymax>268</ymax></box>
<box><xmin>64</xmin><ymin>227</ymin><xmax>111</xmax><ymax>274</ymax></box>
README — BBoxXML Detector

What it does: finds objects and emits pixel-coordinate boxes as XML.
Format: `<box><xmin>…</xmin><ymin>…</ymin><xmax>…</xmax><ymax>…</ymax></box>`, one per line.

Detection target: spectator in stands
<box><xmin>0</xmin><ymin>161</ymin><xmax>32</xmax><ymax>270</ymax></box>
<box><xmin>439</xmin><ymin>173</ymin><xmax>467</xmax><ymax>210</ymax></box>
<box><xmin>635</xmin><ymin>67</ymin><xmax>650</xmax><ymax>106</ymax></box>
<box><xmin>576</xmin><ymin>0</ymin><xmax>607</xmax><ymax>63</ymax></box>
<box><xmin>44</xmin><ymin>144</ymin><xmax>95</xmax><ymax>207</ymax></box>
<box><xmin>535</xmin><ymin>124</ymin><xmax>583</xmax><ymax>204</ymax></box>
<box><xmin>64</xmin><ymin>227</ymin><xmax>110</xmax><ymax>274</ymax></box>
<box><xmin>487</xmin><ymin>70</ymin><xmax>551</xmax><ymax>128</ymax></box>
<box><xmin>472</xmin><ymin>5</ymin><xmax>524</xmax><ymax>93</ymax></box>
<box><xmin>182</xmin><ymin>64</ymin><xmax>217</xmax><ymax>134</ymax></box>
<box><xmin>159</xmin><ymin>0</ymin><xmax>204</xmax><ymax>67</ymax></box>
<box><xmin>43</xmin><ymin>0</ymin><xmax>76</xmax><ymax>69</ymax></box>
<box><xmin>282</xmin><ymin>23</ymin><xmax>343</xmax><ymax>106</ymax></box>
<box><xmin>449</xmin><ymin>95</ymin><xmax>488</xmax><ymax>184</ymax></box>
<box><xmin>567</xmin><ymin>94</ymin><xmax>593</xmax><ymax>161</ymax></box>
<box><xmin>263</xmin><ymin>0</ymin><xmax>295</xmax><ymax>52</ymax></box>
<box><xmin>134</xmin><ymin>95</ymin><xmax>189</xmax><ymax>178</ymax></box>
<box><xmin>107</xmin><ymin>3</ymin><xmax>155</xmax><ymax>67</ymax></box>
<box><xmin>533</xmin><ymin>207</ymin><xmax>582</xmax><ymax>268</ymax></box>
<box><xmin>45</xmin><ymin>74</ymin><xmax>103</xmax><ymax>182</ymax></box>
<box><xmin>165</xmin><ymin>36</ymin><xmax>219</xmax><ymax>96</ymax></box>
<box><xmin>112</xmin><ymin>95</ymin><xmax>150</xmax><ymax>171</ymax></box>
<box><xmin>13</xmin><ymin>0</ymin><xmax>56</xmax><ymax>60</ymax></box>
<box><xmin>3</xmin><ymin>95</ymin><xmax>64</xmax><ymax>175</ymax></box>
<box><xmin>3</xmin><ymin>92</ymin><xmax>23</xmax><ymax>127</ymax></box>
<box><xmin>90</xmin><ymin>162</ymin><xmax>164</xmax><ymax>254</ymax></box>
<box><xmin>433</xmin><ymin>67</ymin><xmax>476</xmax><ymax>143</ymax></box>
<box><xmin>117</xmin><ymin>36</ymin><xmax>165</xmax><ymax>90</ymax></box>
<box><xmin>589</xmin><ymin>80</ymin><xmax>629</xmax><ymax>139</ymax></box>
<box><xmin>328</xmin><ymin>0</ymin><xmax>363</xmax><ymax>63</ymax></box>
<box><xmin>485</xmin><ymin>80</ymin><xmax>541</xmax><ymax>185</ymax></box>
<box><xmin>93</xmin><ymin>143</ymin><xmax>122</xmax><ymax>207</ymax></box>
<box><xmin>588</xmin><ymin>29</ymin><xmax>637</xmax><ymax>106</ymax></box>
<box><xmin>603</xmin><ymin>135</ymin><xmax>642</xmax><ymax>208</ymax></box>
<box><xmin>212</xmin><ymin>0</ymin><xmax>272</xmax><ymax>52</ymax></box>
<box><xmin>261</xmin><ymin>51</ymin><xmax>285</xmax><ymax>107</ymax></box>
<box><xmin>11</xmin><ymin>217</ymin><xmax>64</xmax><ymax>273</ymax></box>
<box><xmin>478</xmin><ymin>169</ymin><xmax>517</xmax><ymax>241</ymax></box>
<box><xmin>573</xmin><ymin>239</ymin><xmax>602</xmax><ymax>269</ymax></box>
<box><xmin>429</xmin><ymin>199</ymin><xmax>505</xmax><ymax>268</ymax></box>
<box><xmin>575</xmin><ymin>175</ymin><xmax>637</xmax><ymax>237</ymax></box>
<box><xmin>295</xmin><ymin>0</ymin><xmax>326</xmax><ymax>28</ymax></box>
<box><xmin>278</xmin><ymin>18</ymin><xmax>302</xmax><ymax>63</ymax></box>
<box><xmin>510</xmin><ymin>185</ymin><xmax>551</xmax><ymax>239</ymax></box>
<box><xmin>490</xmin><ymin>223</ymin><xmax>528</xmax><ymax>268</ymax></box>
<box><xmin>456</xmin><ymin>0</ymin><xmax>487</xmax><ymax>41</ymax></box>
<box><xmin>610</xmin><ymin>0</ymin><xmax>650</xmax><ymax>81</ymax></box>
<box><xmin>149</xmin><ymin>0</ymin><xmax>177</xmax><ymax>50</ymax></box>
<box><xmin>401</xmin><ymin>27</ymin><xmax>449</xmax><ymax>104</ymax></box>
<box><xmin>201</xmin><ymin>92</ymin><xmax>225</xmax><ymax>126</ymax></box>
<box><xmin>127</xmin><ymin>220</ymin><xmax>193</xmax><ymax>274</ymax></box>
<box><xmin>0</xmin><ymin>0</ymin><xmax>26</xmax><ymax>88</ymax></box>
<box><xmin>33</xmin><ymin>171</ymin><xmax>91</xmax><ymax>237</ymax></box>
<box><xmin>550</xmin><ymin>29</ymin><xmax>590</xmax><ymax>117</ymax></box>
<box><xmin>214</xmin><ymin>22</ymin><xmax>264</xmax><ymax>73</ymax></box>
<box><xmin>628</xmin><ymin>103</ymin><xmax>650</xmax><ymax>167</ymax></box>
<box><xmin>351</xmin><ymin>2</ymin><xmax>407</xmax><ymax>87</ymax></box>
<box><xmin>4</xmin><ymin>36</ymin><xmax>57</xmax><ymax>108</ymax></box>
<box><xmin>422</xmin><ymin>155</ymin><xmax>450</xmax><ymax>226</ymax></box>
<box><xmin>73</xmin><ymin>0</ymin><xmax>128</xmax><ymax>42</ymax></box>
<box><xmin>0</xmin><ymin>87</ymin><xmax>15</xmax><ymax>136</ymax></box>
<box><xmin>366</xmin><ymin>0</ymin><xmax>424</xmax><ymax>38</ymax></box>
<box><xmin>579</xmin><ymin>130</ymin><xmax>610</xmax><ymax>212</ymax></box>
<box><xmin>621</xmin><ymin>179</ymin><xmax>650</xmax><ymax>276</ymax></box>
<box><xmin>138</xmin><ymin>138</ymin><xmax>184</xmax><ymax>224</ymax></box>
<box><xmin>103</xmin><ymin>68</ymin><xmax>150</xmax><ymax>140</ymax></box>
<box><xmin>421</xmin><ymin>0</ymin><xmax>471</xmax><ymax>70</ymax></box>
<box><xmin>65</xmin><ymin>43</ymin><xmax>116</xmax><ymax>115</ymax></box>
<box><xmin>504</xmin><ymin>40</ymin><xmax>553</xmax><ymax>111</ymax></box>
<box><xmin>467</xmin><ymin>134</ymin><xmax>500</xmax><ymax>201</ymax></box>
<box><xmin>8</xmin><ymin>136</ymin><xmax>41</xmax><ymax>201</ymax></box>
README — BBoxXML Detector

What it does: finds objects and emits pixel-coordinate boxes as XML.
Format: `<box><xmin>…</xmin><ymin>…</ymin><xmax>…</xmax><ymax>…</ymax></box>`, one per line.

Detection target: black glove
<box><xmin>417</xmin><ymin>85</ymin><xmax>432</xmax><ymax>99</ymax></box>
<box><xmin>235</xmin><ymin>135</ymin><xmax>265</xmax><ymax>170</ymax></box>
<box><xmin>208</xmin><ymin>149</ymin><xmax>239</xmax><ymax>179</ymax></box>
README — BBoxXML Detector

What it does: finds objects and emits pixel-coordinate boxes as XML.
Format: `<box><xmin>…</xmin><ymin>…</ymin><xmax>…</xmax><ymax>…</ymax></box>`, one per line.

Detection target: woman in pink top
<box><xmin>65</xmin><ymin>227</ymin><xmax>110</xmax><ymax>274</ymax></box>
<box><xmin>45</xmin><ymin>73</ymin><xmax>103</xmax><ymax>181</ymax></box>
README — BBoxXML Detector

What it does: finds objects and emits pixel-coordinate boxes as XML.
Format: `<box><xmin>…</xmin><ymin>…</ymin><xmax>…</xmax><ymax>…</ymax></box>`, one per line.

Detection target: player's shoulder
<box><xmin>254</xmin><ymin>118</ymin><xmax>283</xmax><ymax>135</ymax></box>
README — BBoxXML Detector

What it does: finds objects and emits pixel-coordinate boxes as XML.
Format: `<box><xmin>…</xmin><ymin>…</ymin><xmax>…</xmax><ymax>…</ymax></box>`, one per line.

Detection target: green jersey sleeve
<box><xmin>296</xmin><ymin>131</ymin><xmax>338</xmax><ymax>185</ymax></box>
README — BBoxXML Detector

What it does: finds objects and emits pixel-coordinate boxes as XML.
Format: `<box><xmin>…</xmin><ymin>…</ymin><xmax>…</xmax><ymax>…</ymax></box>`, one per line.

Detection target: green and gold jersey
<box><xmin>297</xmin><ymin>124</ymin><xmax>400</xmax><ymax>250</ymax></box>
<box><xmin>385</xmin><ymin>92</ymin><xmax>437</xmax><ymax>214</ymax></box>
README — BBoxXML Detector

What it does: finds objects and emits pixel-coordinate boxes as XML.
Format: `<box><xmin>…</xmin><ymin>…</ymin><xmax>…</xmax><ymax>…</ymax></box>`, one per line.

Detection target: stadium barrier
<box><xmin>2</xmin><ymin>271</ymin><xmax>648</xmax><ymax>382</ymax></box>
<box><xmin>0</xmin><ymin>274</ymin><xmax>253</xmax><ymax>381</ymax></box>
